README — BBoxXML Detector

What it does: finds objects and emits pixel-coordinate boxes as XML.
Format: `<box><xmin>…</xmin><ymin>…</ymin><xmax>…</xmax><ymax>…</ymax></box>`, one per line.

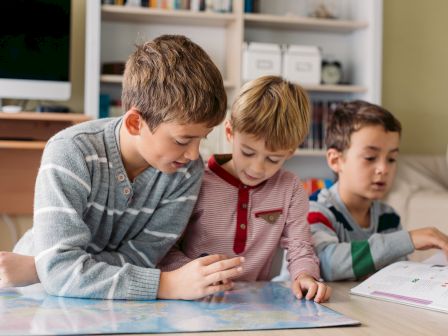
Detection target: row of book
<box><xmin>300</xmin><ymin>100</ymin><xmax>342</xmax><ymax>151</ymax></box>
<box><xmin>102</xmin><ymin>0</ymin><xmax>233</xmax><ymax>12</ymax></box>
<box><xmin>301</xmin><ymin>178</ymin><xmax>334</xmax><ymax>197</ymax></box>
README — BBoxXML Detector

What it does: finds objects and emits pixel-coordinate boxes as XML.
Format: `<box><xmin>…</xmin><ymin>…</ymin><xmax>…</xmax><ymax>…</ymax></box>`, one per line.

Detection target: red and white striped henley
<box><xmin>159</xmin><ymin>154</ymin><xmax>320</xmax><ymax>281</ymax></box>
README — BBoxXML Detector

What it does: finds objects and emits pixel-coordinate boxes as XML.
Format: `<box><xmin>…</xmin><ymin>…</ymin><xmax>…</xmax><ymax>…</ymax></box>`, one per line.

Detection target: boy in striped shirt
<box><xmin>308</xmin><ymin>100</ymin><xmax>448</xmax><ymax>281</ymax></box>
<box><xmin>160</xmin><ymin>76</ymin><xmax>331</xmax><ymax>303</ymax></box>
<box><xmin>0</xmin><ymin>35</ymin><xmax>244</xmax><ymax>300</ymax></box>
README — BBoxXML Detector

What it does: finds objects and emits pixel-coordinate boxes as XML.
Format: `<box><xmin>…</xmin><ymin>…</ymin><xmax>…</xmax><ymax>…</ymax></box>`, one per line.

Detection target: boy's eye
<box><xmin>241</xmin><ymin>150</ymin><xmax>254</xmax><ymax>157</ymax></box>
<box><xmin>175</xmin><ymin>139</ymin><xmax>189</xmax><ymax>146</ymax></box>
<box><xmin>365</xmin><ymin>157</ymin><xmax>376</xmax><ymax>162</ymax></box>
<box><xmin>388</xmin><ymin>158</ymin><xmax>397</xmax><ymax>163</ymax></box>
<box><xmin>267</xmin><ymin>157</ymin><xmax>280</xmax><ymax>164</ymax></box>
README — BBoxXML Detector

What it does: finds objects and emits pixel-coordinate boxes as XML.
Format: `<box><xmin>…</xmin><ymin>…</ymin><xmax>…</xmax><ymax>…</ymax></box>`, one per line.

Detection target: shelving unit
<box><xmin>84</xmin><ymin>0</ymin><xmax>382</xmax><ymax>179</ymax></box>
<box><xmin>0</xmin><ymin>112</ymin><xmax>90</xmax><ymax>214</ymax></box>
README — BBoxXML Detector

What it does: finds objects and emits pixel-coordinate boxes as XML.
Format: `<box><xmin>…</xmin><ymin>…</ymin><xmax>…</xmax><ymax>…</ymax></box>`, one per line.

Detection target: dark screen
<box><xmin>0</xmin><ymin>0</ymin><xmax>71</xmax><ymax>82</ymax></box>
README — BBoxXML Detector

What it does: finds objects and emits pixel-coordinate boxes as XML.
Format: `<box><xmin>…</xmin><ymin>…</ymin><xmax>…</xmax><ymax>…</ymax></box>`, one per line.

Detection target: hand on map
<box><xmin>157</xmin><ymin>254</ymin><xmax>244</xmax><ymax>300</ymax></box>
<box><xmin>292</xmin><ymin>273</ymin><xmax>331</xmax><ymax>303</ymax></box>
<box><xmin>0</xmin><ymin>252</ymin><xmax>39</xmax><ymax>288</ymax></box>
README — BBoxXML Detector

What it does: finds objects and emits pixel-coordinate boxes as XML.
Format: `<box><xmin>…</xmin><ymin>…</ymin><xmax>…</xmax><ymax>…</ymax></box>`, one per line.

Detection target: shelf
<box><xmin>0</xmin><ymin>112</ymin><xmax>90</xmax><ymax>123</ymax></box>
<box><xmin>0</xmin><ymin>140</ymin><xmax>46</xmax><ymax>150</ymax></box>
<box><xmin>101</xmin><ymin>5</ymin><xmax>237</xmax><ymax>27</ymax></box>
<box><xmin>294</xmin><ymin>149</ymin><xmax>326</xmax><ymax>157</ymax></box>
<box><xmin>303</xmin><ymin>84</ymin><xmax>367</xmax><ymax>93</ymax></box>
<box><xmin>244</xmin><ymin>13</ymin><xmax>368</xmax><ymax>33</ymax></box>
<box><xmin>100</xmin><ymin>74</ymin><xmax>236</xmax><ymax>89</ymax></box>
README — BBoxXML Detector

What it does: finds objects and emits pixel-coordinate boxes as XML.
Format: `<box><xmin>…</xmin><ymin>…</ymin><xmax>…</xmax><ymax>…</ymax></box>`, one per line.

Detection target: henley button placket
<box><xmin>234</xmin><ymin>184</ymin><xmax>249</xmax><ymax>254</ymax></box>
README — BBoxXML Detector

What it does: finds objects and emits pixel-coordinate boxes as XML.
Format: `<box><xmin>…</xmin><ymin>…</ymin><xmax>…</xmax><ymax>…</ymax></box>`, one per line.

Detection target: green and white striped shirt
<box><xmin>308</xmin><ymin>183</ymin><xmax>415</xmax><ymax>281</ymax></box>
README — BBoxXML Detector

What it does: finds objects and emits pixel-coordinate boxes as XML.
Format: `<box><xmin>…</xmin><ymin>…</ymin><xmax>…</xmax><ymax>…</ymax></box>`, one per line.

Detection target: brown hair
<box><xmin>326</xmin><ymin>100</ymin><xmax>402</xmax><ymax>152</ymax></box>
<box><xmin>122</xmin><ymin>35</ymin><xmax>227</xmax><ymax>131</ymax></box>
<box><xmin>230</xmin><ymin>75</ymin><xmax>310</xmax><ymax>151</ymax></box>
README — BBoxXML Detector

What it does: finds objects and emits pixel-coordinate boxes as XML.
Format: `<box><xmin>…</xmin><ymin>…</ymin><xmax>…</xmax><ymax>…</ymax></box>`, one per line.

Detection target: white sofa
<box><xmin>384</xmin><ymin>153</ymin><xmax>448</xmax><ymax>261</ymax></box>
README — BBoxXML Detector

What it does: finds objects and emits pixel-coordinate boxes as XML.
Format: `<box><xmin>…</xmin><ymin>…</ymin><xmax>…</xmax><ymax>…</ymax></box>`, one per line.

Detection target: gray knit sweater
<box><xmin>14</xmin><ymin>117</ymin><xmax>203</xmax><ymax>300</ymax></box>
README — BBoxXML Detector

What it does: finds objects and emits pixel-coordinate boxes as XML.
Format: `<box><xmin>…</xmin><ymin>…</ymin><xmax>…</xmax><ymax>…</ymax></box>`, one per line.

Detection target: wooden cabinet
<box><xmin>0</xmin><ymin>112</ymin><xmax>90</xmax><ymax>214</ymax></box>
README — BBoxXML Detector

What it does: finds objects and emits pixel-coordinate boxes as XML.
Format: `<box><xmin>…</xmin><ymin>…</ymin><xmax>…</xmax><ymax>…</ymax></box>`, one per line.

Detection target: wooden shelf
<box><xmin>294</xmin><ymin>149</ymin><xmax>326</xmax><ymax>157</ymax></box>
<box><xmin>101</xmin><ymin>5</ymin><xmax>237</xmax><ymax>27</ymax></box>
<box><xmin>100</xmin><ymin>74</ymin><xmax>236</xmax><ymax>89</ymax></box>
<box><xmin>244</xmin><ymin>13</ymin><xmax>368</xmax><ymax>33</ymax></box>
<box><xmin>0</xmin><ymin>112</ymin><xmax>91</xmax><ymax>214</ymax></box>
<box><xmin>0</xmin><ymin>140</ymin><xmax>46</xmax><ymax>150</ymax></box>
<box><xmin>0</xmin><ymin>112</ymin><xmax>90</xmax><ymax>123</ymax></box>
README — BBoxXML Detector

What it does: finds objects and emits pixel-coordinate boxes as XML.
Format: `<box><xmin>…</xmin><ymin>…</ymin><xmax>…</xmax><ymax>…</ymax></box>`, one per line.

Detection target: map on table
<box><xmin>0</xmin><ymin>281</ymin><xmax>359</xmax><ymax>335</ymax></box>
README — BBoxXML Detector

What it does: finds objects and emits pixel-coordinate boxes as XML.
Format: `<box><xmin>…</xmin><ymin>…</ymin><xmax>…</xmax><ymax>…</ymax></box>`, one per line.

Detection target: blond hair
<box><xmin>122</xmin><ymin>35</ymin><xmax>227</xmax><ymax>131</ymax></box>
<box><xmin>230</xmin><ymin>76</ymin><xmax>310</xmax><ymax>151</ymax></box>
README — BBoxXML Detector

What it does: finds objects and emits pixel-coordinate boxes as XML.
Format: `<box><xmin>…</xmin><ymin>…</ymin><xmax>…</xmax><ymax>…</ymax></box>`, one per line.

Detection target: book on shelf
<box><xmin>300</xmin><ymin>100</ymin><xmax>341</xmax><ymax>151</ymax></box>
<box><xmin>350</xmin><ymin>253</ymin><xmax>448</xmax><ymax>314</ymax></box>
<box><xmin>103</xmin><ymin>0</ymin><xmax>232</xmax><ymax>12</ymax></box>
<box><xmin>302</xmin><ymin>178</ymin><xmax>333</xmax><ymax>196</ymax></box>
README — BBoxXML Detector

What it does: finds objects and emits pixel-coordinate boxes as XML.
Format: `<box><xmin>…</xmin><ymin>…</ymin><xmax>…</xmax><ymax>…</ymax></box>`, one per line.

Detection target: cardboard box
<box><xmin>282</xmin><ymin>45</ymin><xmax>321</xmax><ymax>85</ymax></box>
<box><xmin>242</xmin><ymin>42</ymin><xmax>282</xmax><ymax>81</ymax></box>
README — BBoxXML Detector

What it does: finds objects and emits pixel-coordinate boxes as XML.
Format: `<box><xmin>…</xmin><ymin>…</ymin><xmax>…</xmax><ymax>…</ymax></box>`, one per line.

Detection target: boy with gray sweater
<box><xmin>309</xmin><ymin>100</ymin><xmax>448</xmax><ymax>281</ymax></box>
<box><xmin>0</xmin><ymin>35</ymin><xmax>243</xmax><ymax>299</ymax></box>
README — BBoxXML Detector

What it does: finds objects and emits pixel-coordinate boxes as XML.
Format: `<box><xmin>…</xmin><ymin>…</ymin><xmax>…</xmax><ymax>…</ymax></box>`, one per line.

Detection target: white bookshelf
<box><xmin>84</xmin><ymin>0</ymin><xmax>382</xmax><ymax>178</ymax></box>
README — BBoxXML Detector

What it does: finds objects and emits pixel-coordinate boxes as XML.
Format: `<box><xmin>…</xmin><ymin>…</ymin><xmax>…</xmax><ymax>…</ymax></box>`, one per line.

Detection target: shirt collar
<box><xmin>208</xmin><ymin>154</ymin><xmax>262</xmax><ymax>189</ymax></box>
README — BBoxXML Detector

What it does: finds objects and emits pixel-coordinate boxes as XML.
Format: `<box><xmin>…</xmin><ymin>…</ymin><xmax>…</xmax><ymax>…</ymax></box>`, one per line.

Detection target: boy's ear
<box><xmin>124</xmin><ymin>108</ymin><xmax>142</xmax><ymax>136</ymax></box>
<box><xmin>224</xmin><ymin>120</ymin><xmax>233</xmax><ymax>142</ymax></box>
<box><xmin>326</xmin><ymin>148</ymin><xmax>342</xmax><ymax>173</ymax></box>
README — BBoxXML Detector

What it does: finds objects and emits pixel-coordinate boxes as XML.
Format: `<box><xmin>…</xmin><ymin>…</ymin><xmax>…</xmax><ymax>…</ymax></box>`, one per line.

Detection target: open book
<box><xmin>350</xmin><ymin>254</ymin><xmax>448</xmax><ymax>314</ymax></box>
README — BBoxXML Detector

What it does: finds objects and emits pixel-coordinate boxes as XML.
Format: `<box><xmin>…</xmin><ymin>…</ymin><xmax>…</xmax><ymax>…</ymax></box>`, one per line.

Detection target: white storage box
<box><xmin>242</xmin><ymin>42</ymin><xmax>282</xmax><ymax>81</ymax></box>
<box><xmin>282</xmin><ymin>45</ymin><xmax>321</xmax><ymax>85</ymax></box>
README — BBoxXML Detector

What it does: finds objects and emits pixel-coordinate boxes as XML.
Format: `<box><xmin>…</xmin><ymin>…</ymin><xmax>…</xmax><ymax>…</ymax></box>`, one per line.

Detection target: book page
<box><xmin>423</xmin><ymin>250</ymin><xmax>448</xmax><ymax>266</ymax></box>
<box><xmin>350</xmin><ymin>261</ymin><xmax>448</xmax><ymax>313</ymax></box>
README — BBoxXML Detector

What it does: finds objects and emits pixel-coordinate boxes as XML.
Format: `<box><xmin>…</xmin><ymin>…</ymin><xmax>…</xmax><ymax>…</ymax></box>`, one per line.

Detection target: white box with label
<box><xmin>282</xmin><ymin>45</ymin><xmax>321</xmax><ymax>85</ymax></box>
<box><xmin>242</xmin><ymin>42</ymin><xmax>282</xmax><ymax>81</ymax></box>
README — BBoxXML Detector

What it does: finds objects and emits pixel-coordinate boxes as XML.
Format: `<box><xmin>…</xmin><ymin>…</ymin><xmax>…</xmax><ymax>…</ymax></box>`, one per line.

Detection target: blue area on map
<box><xmin>0</xmin><ymin>281</ymin><xmax>359</xmax><ymax>335</ymax></box>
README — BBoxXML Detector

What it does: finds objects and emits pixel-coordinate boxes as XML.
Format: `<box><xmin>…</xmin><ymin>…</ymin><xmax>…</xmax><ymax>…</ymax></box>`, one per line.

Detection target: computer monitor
<box><xmin>0</xmin><ymin>0</ymin><xmax>71</xmax><ymax>102</ymax></box>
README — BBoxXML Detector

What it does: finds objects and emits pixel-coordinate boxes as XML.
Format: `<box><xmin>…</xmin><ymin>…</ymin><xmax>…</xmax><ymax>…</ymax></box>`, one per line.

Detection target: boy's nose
<box><xmin>376</xmin><ymin>162</ymin><xmax>387</xmax><ymax>175</ymax></box>
<box><xmin>184</xmin><ymin>143</ymin><xmax>200</xmax><ymax>161</ymax></box>
<box><xmin>250</xmin><ymin>160</ymin><xmax>265</xmax><ymax>176</ymax></box>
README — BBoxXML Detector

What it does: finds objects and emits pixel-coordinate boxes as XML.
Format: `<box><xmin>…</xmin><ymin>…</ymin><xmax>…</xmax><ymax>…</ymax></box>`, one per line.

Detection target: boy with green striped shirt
<box><xmin>309</xmin><ymin>100</ymin><xmax>448</xmax><ymax>281</ymax></box>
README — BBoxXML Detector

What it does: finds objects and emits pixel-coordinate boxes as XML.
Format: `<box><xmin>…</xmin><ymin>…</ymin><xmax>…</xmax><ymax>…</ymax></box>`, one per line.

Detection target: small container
<box><xmin>242</xmin><ymin>42</ymin><xmax>282</xmax><ymax>82</ymax></box>
<box><xmin>282</xmin><ymin>45</ymin><xmax>321</xmax><ymax>85</ymax></box>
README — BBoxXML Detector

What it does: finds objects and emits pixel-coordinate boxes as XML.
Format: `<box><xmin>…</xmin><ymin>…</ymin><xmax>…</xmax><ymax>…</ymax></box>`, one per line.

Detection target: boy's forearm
<box><xmin>317</xmin><ymin>230</ymin><xmax>414</xmax><ymax>281</ymax></box>
<box><xmin>368</xmin><ymin>230</ymin><xmax>414</xmax><ymax>270</ymax></box>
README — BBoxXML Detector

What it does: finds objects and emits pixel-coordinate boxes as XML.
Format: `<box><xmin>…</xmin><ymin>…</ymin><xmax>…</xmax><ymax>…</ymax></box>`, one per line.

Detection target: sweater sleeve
<box><xmin>32</xmin><ymin>139</ymin><xmax>202</xmax><ymax>300</ymax></box>
<box><xmin>309</xmin><ymin>204</ymin><xmax>415</xmax><ymax>281</ymax></box>
<box><xmin>157</xmin><ymin>239</ymin><xmax>195</xmax><ymax>271</ymax></box>
<box><xmin>280</xmin><ymin>178</ymin><xmax>320</xmax><ymax>281</ymax></box>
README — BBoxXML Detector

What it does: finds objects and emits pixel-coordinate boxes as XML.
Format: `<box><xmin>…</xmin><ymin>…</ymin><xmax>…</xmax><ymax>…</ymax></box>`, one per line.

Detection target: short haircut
<box><xmin>326</xmin><ymin>100</ymin><xmax>402</xmax><ymax>152</ymax></box>
<box><xmin>122</xmin><ymin>35</ymin><xmax>227</xmax><ymax>131</ymax></box>
<box><xmin>230</xmin><ymin>75</ymin><xmax>310</xmax><ymax>151</ymax></box>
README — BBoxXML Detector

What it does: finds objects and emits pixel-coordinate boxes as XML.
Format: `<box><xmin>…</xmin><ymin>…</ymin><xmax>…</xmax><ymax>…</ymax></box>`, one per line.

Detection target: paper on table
<box><xmin>350</xmin><ymin>261</ymin><xmax>448</xmax><ymax>314</ymax></box>
<box><xmin>422</xmin><ymin>250</ymin><xmax>448</xmax><ymax>266</ymax></box>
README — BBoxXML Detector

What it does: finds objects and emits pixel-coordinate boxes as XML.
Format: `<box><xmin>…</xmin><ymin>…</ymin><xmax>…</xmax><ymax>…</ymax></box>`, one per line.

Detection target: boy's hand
<box><xmin>410</xmin><ymin>227</ymin><xmax>448</xmax><ymax>255</ymax></box>
<box><xmin>0</xmin><ymin>252</ymin><xmax>39</xmax><ymax>288</ymax></box>
<box><xmin>292</xmin><ymin>273</ymin><xmax>331</xmax><ymax>303</ymax></box>
<box><xmin>157</xmin><ymin>254</ymin><xmax>244</xmax><ymax>300</ymax></box>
